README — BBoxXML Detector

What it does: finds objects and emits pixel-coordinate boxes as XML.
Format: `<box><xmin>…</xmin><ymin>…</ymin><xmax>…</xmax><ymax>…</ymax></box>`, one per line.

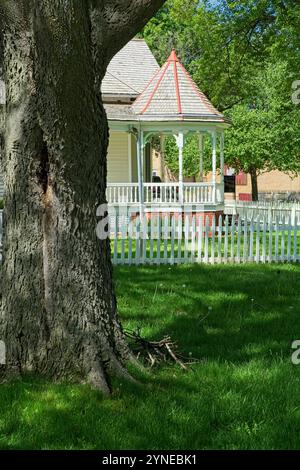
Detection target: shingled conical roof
<box><xmin>132</xmin><ymin>50</ymin><xmax>224</xmax><ymax>122</ymax></box>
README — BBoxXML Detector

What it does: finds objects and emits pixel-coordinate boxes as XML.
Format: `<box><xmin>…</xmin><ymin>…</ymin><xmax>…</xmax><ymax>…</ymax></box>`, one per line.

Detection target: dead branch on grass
<box><xmin>124</xmin><ymin>329</ymin><xmax>199</xmax><ymax>370</ymax></box>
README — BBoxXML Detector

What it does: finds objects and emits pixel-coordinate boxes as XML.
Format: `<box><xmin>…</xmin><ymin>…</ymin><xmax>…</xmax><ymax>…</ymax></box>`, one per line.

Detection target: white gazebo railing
<box><xmin>183</xmin><ymin>183</ymin><xmax>213</xmax><ymax>204</ymax></box>
<box><xmin>144</xmin><ymin>182</ymin><xmax>179</xmax><ymax>204</ymax></box>
<box><xmin>107</xmin><ymin>182</ymin><xmax>224</xmax><ymax>206</ymax></box>
<box><xmin>106</xmin><ymin>183</ymin><xmax>140</xmax><ymax>205</ymax></box>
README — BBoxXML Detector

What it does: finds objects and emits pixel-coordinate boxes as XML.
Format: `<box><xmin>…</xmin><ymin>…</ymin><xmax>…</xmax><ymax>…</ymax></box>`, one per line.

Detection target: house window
<box><xmin>224</xmin><ymin>175</ymin><xmax>236</xmax><ymax>193</ymax></box>
<box><xmin>225</xmin><ymin>166</ymin><xmax>248</xmax><ymax>185</ymax></box>
<box><xmin>236</xmin><ymin>171</ymin><xmax>247</xmax><ymax>185</ymax></box>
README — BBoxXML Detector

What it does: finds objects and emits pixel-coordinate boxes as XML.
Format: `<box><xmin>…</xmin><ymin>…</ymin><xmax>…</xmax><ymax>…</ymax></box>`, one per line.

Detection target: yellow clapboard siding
<box><xmin>107</xmin><ymin>131</ymin><xmax>130</xmax><ymax>183</ymax></box>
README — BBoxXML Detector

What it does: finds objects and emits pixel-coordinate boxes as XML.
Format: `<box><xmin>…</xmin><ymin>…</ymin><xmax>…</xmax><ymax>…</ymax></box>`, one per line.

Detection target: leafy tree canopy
<box><xmin>226</xmin><ymin>60</ymin><xmax>300</xmax><ymax>175</ymax></box>
<box><xmin>142</xmin><ymin>0</ymin><xmax>300</xmax><ymax>192</ymax></box>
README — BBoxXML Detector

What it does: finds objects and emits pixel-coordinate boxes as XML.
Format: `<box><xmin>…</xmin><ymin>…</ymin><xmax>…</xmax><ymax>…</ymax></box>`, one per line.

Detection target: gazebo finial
<box><xmin>168</xmin><ymin>49</ymin><xmax>179</xmax><ymax>62</ymax></box>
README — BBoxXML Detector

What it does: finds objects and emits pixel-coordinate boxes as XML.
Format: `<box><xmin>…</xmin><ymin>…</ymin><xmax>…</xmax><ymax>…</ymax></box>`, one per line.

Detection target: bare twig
<box><xmin>124</xmin><ymin>329</ymin><xmax>199</xmax><ymax>370</ymax></box>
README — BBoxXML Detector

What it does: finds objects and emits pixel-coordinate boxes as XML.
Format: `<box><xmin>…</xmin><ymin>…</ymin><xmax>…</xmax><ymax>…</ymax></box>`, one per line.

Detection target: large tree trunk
<box><xmin>0</xmin><ymin>0</ymin><xmax>165</xmax><ymax>393</ymax></box>
<box><xmin>250</xmin><ymin>167</ymin><xmax>259</xmax><ymax>202</ymax></box>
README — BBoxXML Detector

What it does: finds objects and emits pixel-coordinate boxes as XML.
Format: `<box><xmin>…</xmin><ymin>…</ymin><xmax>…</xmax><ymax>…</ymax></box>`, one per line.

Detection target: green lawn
<box><xmin>1</xmin><ymin>263</ymin><xmax>300</xmax><ymax>450</ymax></box>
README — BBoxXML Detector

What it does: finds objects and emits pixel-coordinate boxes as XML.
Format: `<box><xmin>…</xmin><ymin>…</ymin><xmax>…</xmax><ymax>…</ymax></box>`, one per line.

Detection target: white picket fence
<box><xmin>225</xmin><ymin>200</ymin><xmax>300</xmax><ymax>225</ymax></box>
<box><xmin>0</xmin><ymin>209</ymin><xmax>299</xmax><ymax>266</ymax></box>
<box><xmin>110</xmin><ymin>213</ymin><xmax>300</xmax><ymax>265</ymax></box>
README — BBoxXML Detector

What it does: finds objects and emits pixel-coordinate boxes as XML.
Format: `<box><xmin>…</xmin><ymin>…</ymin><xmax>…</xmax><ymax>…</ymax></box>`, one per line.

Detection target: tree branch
<box><xmin>91</xmin><ymin>0</ymin><xmax>166</xmax><ymax>67</ymax></box>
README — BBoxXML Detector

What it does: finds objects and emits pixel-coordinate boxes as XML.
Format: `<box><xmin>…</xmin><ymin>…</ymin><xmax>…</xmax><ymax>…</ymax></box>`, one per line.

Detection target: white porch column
<box><xmin>128</xmin><ymin>133</ymin><xmax>132</xmax><ymax>183</ymax></box>
<box><xmin>175</xmin><ymin>132</ymin><xmax>184</xmax><ymax>205</ymax></box>
<box><xmin>212</xmin><ymin>131</ymin><xmax>217</xmax><ymax>204</ymax></box>
<box><xmin>160</xmin><ymin>134</ymin><xmax>166</xmax><ymax>180</ymax></box>
<box><xmin>137</xmin><ymin>130</ymin><xmax>144</xmax><ymax>213</ymax></box>
<box><xmin>198</xmin><ymin>133</ymin><xmax>204</xmax><ymax>182</ymax></box>
<box><xmin>220</xmin><ymin>132</ymin><xmax>225</xmax><ymax>180</ymax></box>
<box><xmin>220</xmin><ymin>132</ymin><xmax>225</xmax><ymax>203</ymax></box>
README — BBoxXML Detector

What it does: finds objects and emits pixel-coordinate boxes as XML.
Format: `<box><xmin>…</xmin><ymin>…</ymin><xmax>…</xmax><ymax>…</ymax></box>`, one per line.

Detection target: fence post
<box><xmin>211</xmin><ymin>216</ymin><xmax>216</xmax><ymax>265</ymax></box>
<box><xmin>204</xmin><ymin>216</ymin><xmax>209</xmax><ymax>263</ymax></box>
<box><xmin>292</xmin><ymin>206</ymin><xmax>296</xmax><ymax>227</ymax></box>
<box><xmin>218</xmin><ymin>214</ymin><xmax>222</xmax><ymax>264</ymax></box>
<box><xmin>197</xmin><ymin>215</ymin><xmax>203</xmax><ymax>263</ymax></box>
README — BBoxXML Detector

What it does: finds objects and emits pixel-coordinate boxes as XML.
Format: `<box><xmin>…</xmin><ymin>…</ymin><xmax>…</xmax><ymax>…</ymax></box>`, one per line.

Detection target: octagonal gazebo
<box><xmin>106</xmin><ymin>49</ymin><xmax>231</xmax><ymax>215</ymax></box>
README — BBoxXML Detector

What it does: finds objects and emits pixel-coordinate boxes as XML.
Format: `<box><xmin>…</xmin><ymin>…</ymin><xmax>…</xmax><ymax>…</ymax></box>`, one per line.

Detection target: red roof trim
<box><xmin>173</xmin><ymin>61</ymin><xmax>182</xmax><ymax>114</ymax></box>
<box><xmin>141</xmin><ymin>60</ymin><xmax>170</xmax><ymax>115</ymax></box>
<box><xmin>133</xmin><ymin>66</ymin><xmax>161</xmax><ymax>106</ymax></box>
<box><xmin>177</xmin><ymin>61</ymin><xmax>223</xmax><ymax>117</ymax></box>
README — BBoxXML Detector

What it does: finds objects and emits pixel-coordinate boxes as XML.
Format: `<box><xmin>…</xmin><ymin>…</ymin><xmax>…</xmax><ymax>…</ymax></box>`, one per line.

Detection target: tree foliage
<box><xmin>226</xmin><ymin>60</ymin><xmax>300</xmax><ymax>174</ymax></box>
<box><xmin>143</xmin><ymin>0</ymin><xmax>300</xmax><ymax>194</ymax></box>
<box><xmin>163</xmin><ymin>135</ymin><xmax>213</xmax><ymax>178</ymax></box>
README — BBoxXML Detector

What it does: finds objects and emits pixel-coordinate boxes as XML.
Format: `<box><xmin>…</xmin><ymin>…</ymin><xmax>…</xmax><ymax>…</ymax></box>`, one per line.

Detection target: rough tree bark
<box><xmin>249</xmin><ymin>167</ymin><xmax>259</xmax><ymax>202</ymax></box>
<box><xmin>0</xmin><ymin>0</ymin><xmax>165</xmax><ymax>394</ymax></box>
